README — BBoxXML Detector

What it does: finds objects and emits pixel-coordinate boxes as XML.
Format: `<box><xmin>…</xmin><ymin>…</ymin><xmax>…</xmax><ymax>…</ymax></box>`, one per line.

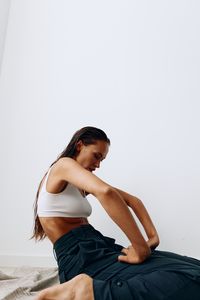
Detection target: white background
<box><xmin>0</xmin><ymin>0</ymin><xmax>199</xmax><ymax>266</ymax></box>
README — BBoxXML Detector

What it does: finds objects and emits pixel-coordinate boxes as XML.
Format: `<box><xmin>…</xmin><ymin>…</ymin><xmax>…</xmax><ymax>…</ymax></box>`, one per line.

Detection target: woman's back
<box><xmin>37</xmin><ymin>161</ymin><xmax>90</xmax><ymax>243</ymax></box>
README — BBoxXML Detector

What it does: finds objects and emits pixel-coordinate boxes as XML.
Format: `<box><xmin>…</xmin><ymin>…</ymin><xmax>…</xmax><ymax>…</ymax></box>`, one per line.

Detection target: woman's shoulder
<box><xmin>56</xmin><ymin>157</ymin><xmax>77</xmax><ymax>167</ymax></box>
<box><xmin>51</xmin><ymin>157</ymin><xmax>74</xmax><ymax>172</ymax></box>
<box><xmin>50</xmin><ymin>157</ymin><xmax>85</xmax><ymax>184</ymax></box>
<box><xmin>51</xmin><ymin>158</ymin><xmax>91</xmax><ymax>196</ymax></box>
<box><xmin>52</xmin><ymin>157</ymin><xmax>109</xmax><ymax>197</ymax></box>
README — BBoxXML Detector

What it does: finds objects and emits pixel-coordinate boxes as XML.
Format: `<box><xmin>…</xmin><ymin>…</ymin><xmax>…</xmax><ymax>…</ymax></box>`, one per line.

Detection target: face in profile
<box><xmin>74</xmin><ymin>140</ymin><xmax>109</xmax><ymax>172</ymax></box>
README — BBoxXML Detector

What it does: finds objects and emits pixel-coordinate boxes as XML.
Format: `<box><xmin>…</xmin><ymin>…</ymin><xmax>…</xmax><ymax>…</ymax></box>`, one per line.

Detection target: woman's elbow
<box><xmin>94</xmin><ymin>185</ymin><xmax>115</xmax><ymax>200</ymax></box>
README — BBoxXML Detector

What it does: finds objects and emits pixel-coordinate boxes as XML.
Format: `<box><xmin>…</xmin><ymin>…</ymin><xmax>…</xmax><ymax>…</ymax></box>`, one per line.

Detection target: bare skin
<box><xmin>38</xmin><ymin>162</ymin><xmax>91</xmax><ymax>243</ymax></box>
<box><xmin>37</xmin><ymin>162</ymin><xmax>95</xmax><ymax>300</ymax></box>
<box><xmin>36</xmin><ymin>274</ymin><xmax>94</xmax><ymax>300</ymax></box>
<box><xmin>36</xmin><ymin>140</ymin><xmax>159</xmax><ymax>299</ymax></box>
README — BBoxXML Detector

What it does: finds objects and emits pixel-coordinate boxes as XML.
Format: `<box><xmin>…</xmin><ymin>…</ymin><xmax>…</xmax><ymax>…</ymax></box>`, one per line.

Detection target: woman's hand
<box><xmin>118</xmin><ymin>244</ymin><xmax>151</xmax><ymax>264</ymax></box>
<box><xmin>146</xmin><ymin>235</ymin><xmax>160</xmax><ymax>250</ymax></box>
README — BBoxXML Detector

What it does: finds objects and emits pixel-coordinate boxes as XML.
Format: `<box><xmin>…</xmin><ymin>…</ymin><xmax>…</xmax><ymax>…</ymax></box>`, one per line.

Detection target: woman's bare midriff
<box><xmin>39</xmin><ymin>217</ymin><xmax>89</xmax><ymax>244</ymax></box>
<box><xmin>38</xmin><ymin>165</ymin><xmax>90</xmax><ymax>244</ymax></box>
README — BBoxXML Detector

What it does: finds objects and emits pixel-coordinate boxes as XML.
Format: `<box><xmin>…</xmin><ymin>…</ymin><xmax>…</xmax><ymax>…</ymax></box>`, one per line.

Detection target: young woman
<box><xmin>32</xmin><ymin>126</ymin><xmax>200</xmax><ymax>300</ymax></box>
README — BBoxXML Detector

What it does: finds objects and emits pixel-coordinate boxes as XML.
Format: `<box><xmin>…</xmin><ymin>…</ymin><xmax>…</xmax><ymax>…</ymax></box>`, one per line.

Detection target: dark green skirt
<box><xmin>53</xmin><ymin>224</ymin><xmax>200</xmax><ymax>299</ymax></box>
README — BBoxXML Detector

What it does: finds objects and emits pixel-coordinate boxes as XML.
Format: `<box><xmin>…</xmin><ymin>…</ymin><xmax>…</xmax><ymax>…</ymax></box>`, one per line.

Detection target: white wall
<box><xmin>0</xmin><ymin>0</ymin><xmax>200</xmax><ymax>266</ymax></box>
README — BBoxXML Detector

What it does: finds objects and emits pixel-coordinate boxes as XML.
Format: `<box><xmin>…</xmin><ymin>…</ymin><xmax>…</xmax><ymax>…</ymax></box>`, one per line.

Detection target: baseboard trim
<box><xmin>1</xmin><ymin>253</ymin><xmax>199</xmax><ymax>268</ymax></box>
<box><xmin>0</xmin><ymin>254</ymin><xmax>57</xmax><ymax>267</ymax></box>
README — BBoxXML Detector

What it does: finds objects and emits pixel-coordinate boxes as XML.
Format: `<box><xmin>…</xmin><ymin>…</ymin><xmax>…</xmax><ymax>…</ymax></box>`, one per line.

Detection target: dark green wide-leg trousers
<box><xmin>53</xmin><ymin>224</ymin><xmax>200</xmax><ymax>299</ymax></box>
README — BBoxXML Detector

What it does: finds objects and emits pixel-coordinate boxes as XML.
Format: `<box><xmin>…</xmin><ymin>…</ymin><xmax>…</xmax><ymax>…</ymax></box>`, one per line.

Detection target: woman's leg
<box><xmin>36</xmin><ymin>273</ymin><xmax>94</xmax><ymax>300</ymax></box>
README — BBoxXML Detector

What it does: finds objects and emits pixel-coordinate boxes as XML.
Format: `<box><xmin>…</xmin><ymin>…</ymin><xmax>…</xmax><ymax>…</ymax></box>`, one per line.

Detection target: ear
<box><xmin>76</xmin><ymin>140</ymin><xmax>84</xmax><ymax>152</ymax></box>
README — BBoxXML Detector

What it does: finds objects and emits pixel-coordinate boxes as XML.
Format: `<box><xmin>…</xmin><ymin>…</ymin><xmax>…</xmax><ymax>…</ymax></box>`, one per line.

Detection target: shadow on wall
<box><xmin>0</xmin><ymin>0</ymin><xmax>11</xmax><ymax>76</ymax></box>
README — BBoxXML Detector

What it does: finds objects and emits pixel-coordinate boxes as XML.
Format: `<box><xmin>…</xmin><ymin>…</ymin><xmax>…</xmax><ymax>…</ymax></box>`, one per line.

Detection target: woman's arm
<box><xmin>96</xmin><ymin>188</ymin><xmax>151</xmax><ymax>262</ymax></box>
<box><xmin>114</xmin><ymin>187</ymin><xmax>160</xmax><ymax>249</ymax></box>
<box><xmin>56</xmin><ymin>158</ymin><xmax>151</xmax><ymax>263</ymax></box>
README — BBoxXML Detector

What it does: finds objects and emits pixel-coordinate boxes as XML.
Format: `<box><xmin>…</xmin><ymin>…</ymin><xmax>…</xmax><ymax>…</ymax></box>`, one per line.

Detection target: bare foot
<box><xmin>36</xmin><ymin>273</ymin><xmax>94</xmax><ymax>300</ymax></box>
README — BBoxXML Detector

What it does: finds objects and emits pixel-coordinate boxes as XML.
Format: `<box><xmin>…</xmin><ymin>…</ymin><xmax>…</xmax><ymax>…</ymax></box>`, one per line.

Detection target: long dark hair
<box><xmin>31</xmin><ymin>126</ymin><xmax>110</xmax><ymax>241</ymax></box>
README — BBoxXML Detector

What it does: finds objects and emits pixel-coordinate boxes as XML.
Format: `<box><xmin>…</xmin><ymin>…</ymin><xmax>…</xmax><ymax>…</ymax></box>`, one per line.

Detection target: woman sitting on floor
<box><xmin>32</xmin><ymin>126</ymin><xmax>200</xmax><ymax>300</ymax></box>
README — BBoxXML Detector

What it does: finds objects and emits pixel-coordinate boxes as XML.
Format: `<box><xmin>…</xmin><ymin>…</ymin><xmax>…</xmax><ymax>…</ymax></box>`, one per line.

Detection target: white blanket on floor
<box><xmin>0</xmin><ymin>266</ymin><xmax>59</xmax><ymax>300</ymax></box>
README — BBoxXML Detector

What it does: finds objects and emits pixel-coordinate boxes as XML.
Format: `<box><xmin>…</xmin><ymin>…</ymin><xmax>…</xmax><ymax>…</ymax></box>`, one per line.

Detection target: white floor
<box><xmin>0</xmin><ymin>265</ymin><xmax>59</xmax><ymax>300</ymax></box>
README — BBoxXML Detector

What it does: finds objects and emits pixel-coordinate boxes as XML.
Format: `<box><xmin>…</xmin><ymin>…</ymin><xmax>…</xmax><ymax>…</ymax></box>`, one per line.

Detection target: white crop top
<box><xmin>37</xmin><ymin>167</ymin><xmax>92</xmax><ymax>218</ymax></box>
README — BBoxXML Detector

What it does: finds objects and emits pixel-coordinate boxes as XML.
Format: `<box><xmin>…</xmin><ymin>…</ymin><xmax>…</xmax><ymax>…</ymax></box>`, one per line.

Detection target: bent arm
<box><xmin>114</xmin><ymin>187</ymin><xmax>160</xmax><ymax>248</ymax></box>
<box><xmin>56</xmin><ymin>158</ymin><xmax>150</xmax><ymax>261</ymax></box>
<box><xmin>96</xmin><ymin>188</ymin><xmax>151</xmax><ymax>260</ymax></box>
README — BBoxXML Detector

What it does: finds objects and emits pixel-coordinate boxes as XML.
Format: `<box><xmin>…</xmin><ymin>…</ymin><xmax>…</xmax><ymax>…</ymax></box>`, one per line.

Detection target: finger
<box><xmin>118</xmin><ymin>254</ymin><xmax>128</xmax><ymax>263</ymax></box>
<box><xmin>121</xmin><ymin>247</ymin><xmax>128</xmax><ymax>254</ymax></box>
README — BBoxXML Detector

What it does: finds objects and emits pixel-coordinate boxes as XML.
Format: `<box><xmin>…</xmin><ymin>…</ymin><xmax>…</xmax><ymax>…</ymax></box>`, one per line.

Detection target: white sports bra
<box><xmin>37</xmin><ymin>167</ymin><xmax>92</xmax><ymax>218</ymax></box>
